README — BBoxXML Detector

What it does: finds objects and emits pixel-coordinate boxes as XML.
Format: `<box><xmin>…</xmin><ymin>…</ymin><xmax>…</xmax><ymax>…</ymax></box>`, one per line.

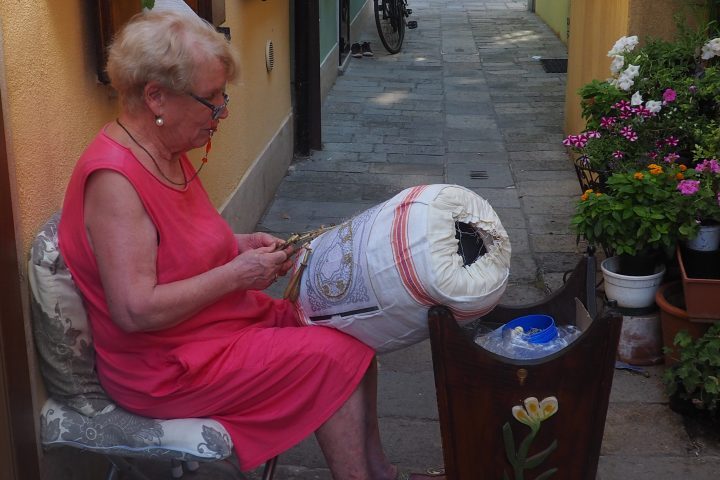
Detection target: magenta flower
<box><xmin>662</xmin><ymin>88</ymin><xmax>676</xmax><ymax>103</ymax></box>
<box><xmin>613</xmin><ymin>99</ymin><xmax>632</xmax><ymax>112</ymax></box>
<box><xmin>689</xmin><ymin>85</ymin><xmax>697</xmax><ymax>94</ymax></box>
<box><xmin>695</xmin><ymin>158</ymin><xmax>720</xmax><ymax>174</ymax></box>
<box><xmin>717</xmin><ymin>193</ymin><xmax>720</xmax><ymax>207</ymax></box>
<box><xmin>562</xmin><ymin>135</ymin><xmax>588</xmax><ymax>149</ymax></box>
<box><xmin>677</xmin><ymin>180</ymin><xmax>700</xmax><ymax>195</ymax></box>
<box><xmin>634</xmin><ymin>106</ymin><xmax>653</xmax><ymax>118</ymax></box>
<box><xmin>648</xmin><ymin>151</ymin><xmax>658</xmax><ymax>159</ymax></box>
<box><xmin>664</xmin><ymin>136</ymin><xmax>679</xmax><ymax>147</ymax></box>
<box><xmin>586</xmin><ymin>130</ymin><xmax>601</xmax><ymax>139</ymax></box>
<box><xmin>612</xmin><ymin>150</ymin><xmax>625</xmax><ymax>159</ymax></box>
<box><xmin>600</xmin><ymin>116</ymin><xmax>616</xmax><ymax>129</ymax></box>
<box><xmin>663</xmin><ymin>152</ymin><xmax>680</xmax><ymax>163</ymax></box>
<box><xmin>620</xmin><ymin>126</ymin><xmax>638</xmax><ymax>141</ymax></box>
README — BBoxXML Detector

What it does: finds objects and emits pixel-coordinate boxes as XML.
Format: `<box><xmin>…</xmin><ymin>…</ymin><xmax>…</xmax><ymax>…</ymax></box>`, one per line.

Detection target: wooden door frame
<box><xmin>0</xmin><ymin>87</ymin><xmax>41</xmax><ymax>478</ymax></box>
<box><xmin>293</xmin><ymin>0</ymin><xmax>322</xmax><ymax>155</ymax></box>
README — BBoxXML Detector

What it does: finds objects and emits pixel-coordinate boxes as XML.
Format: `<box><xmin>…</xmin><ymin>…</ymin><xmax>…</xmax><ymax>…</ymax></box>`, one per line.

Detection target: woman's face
<box><xmin>162</xmin><ymin>56</ymin><xmax>230</xmax><ymax>153</ymax></box>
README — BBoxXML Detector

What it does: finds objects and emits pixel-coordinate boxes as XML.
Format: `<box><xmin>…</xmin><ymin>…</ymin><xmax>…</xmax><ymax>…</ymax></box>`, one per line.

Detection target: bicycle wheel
<box><xmin>374</xmin><ymin>0</ymin><xmax>405</xmax><ymax>54</ymax></box>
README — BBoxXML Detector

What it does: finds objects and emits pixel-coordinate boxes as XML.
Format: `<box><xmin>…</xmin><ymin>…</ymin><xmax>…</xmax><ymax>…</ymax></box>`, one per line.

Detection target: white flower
<box><xmin>609</xmin><ymin>55</ymin><xmax>625</xmax><ymax>75</ymax></box>
<box><xmin>608</xmin><ymin>35</ymin><xmax>639</xmax><ymax>56</ymax></box>
<box><xmin>645</xmin><ymin>100</ymin><xmax>662</xmax><ymax>113</ymax></box>
<box><xmin>616</xmin><ymin>78</ymin><xmax>634</xmax><ymax>91</ymax></box>
<box><xmin>631</xmin><ymin>91</ymin><xmax>643</xmax><ymax>105</ymax></box>
<box><xmin>701</xmin><ymin>38</ymin><xmax>720</xmax><ymax>60</ymax></box>
<box><xmin>623</xmin><ymin>64</ymin><xmax>640</xmax><ymax>79</ymax></box>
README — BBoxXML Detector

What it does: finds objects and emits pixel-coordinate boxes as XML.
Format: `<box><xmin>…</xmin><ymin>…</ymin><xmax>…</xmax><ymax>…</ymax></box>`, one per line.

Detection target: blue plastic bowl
<box><xmin>502</xmin><ymin>314</ymin><xmax>557</xmax><ymax>344</ymax></box>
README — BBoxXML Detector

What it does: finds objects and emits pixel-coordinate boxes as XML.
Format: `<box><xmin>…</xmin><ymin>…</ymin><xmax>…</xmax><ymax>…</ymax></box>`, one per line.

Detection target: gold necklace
<box><xmin>115</xmin><ymin>119</ymin><xmax>209</xmax><ymax>187</ymax></box>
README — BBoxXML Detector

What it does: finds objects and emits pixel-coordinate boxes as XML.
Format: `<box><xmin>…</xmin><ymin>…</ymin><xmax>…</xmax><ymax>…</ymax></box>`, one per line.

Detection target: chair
<box><xmin>29</xmin><ymin>212</ymin><xmax>278</xmax><ymax>480</ymax></box>
<box><xmin>429</xmin><ymin>250</ymin><xmax>622</xmax><ymax>480</ymax></box>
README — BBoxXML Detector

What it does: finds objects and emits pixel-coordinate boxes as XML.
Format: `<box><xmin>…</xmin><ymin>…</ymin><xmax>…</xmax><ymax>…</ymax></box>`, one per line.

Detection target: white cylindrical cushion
<box><xmin>292</xmin><ymin>184</ymin><xmax>511</xmax><ymax>353</ymax></box>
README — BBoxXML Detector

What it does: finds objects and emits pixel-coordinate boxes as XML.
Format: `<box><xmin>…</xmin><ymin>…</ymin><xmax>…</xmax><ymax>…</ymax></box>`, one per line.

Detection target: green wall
<box><xmin>319</xmin><ymin>0</ymin><xmax>337</xmax><ymax>61</ymax></box>
<box><xmin>319</xmin><ymin>0</ymin><xmax>370</xmax><ymax>60</ymax></box>
<box><xmin>536</xmin><ymin>0</ymin><xmax>570</xmax><ymax>44</ymax></box>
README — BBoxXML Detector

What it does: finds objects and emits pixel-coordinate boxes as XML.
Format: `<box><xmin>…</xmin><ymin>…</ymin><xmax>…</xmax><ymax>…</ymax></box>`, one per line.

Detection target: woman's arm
<box><xmin>84</xmin><ymin>170</ymin><xmax>290</xmax><ymax>333</ymax></box>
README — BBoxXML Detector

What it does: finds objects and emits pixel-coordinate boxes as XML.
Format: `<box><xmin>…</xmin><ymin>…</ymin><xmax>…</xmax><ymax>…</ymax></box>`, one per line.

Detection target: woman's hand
<box><xmin>235</xmin><ymin>232</ymin><xmax>284</xmax><ymax>253</ymax></box>
<box><xmin>230</xmin><ymin>241</ymin><xmax>296</xmax><ymax>290</ymax></box>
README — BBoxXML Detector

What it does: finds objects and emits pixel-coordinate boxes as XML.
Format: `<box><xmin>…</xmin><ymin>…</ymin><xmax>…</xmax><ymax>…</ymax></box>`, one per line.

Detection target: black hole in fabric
<box><xmin>455</xmin><ymin>221</ymin><xmax>486</xmax><ymax>266</ymax></box>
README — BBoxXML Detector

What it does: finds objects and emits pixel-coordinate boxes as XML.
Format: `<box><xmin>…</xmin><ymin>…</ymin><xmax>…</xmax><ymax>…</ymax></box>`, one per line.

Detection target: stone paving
<box><xmin>122</xmin><ymin>1</ymin><xmax>720</xmax><ymax>478</ymax></box>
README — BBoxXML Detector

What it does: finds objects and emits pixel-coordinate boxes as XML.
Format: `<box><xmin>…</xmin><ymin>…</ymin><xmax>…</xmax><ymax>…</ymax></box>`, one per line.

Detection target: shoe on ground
<box><xmin>351</xmin><ymin>42</ymin><xmax>362</xmax><ymax>58</ymax></box>
<box><xmin>361</xmin><ymin>41</ymin><xmax>374</xmax><ymax>56</ymax></box>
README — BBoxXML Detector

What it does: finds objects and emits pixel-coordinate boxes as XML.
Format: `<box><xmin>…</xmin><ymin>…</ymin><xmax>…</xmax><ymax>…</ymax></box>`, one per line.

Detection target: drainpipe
<box><xmin>527</xmin><ymin>0</ymin><xmax>535</xmax><ymax>12</ymax></box>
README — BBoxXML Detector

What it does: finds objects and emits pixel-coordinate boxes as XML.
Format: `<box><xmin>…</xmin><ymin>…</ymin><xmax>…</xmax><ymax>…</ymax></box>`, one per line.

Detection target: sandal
<box><xmin>396</xmin><ymin>466</ymin><xmax>445</xmax><ymax>479</ymax></box>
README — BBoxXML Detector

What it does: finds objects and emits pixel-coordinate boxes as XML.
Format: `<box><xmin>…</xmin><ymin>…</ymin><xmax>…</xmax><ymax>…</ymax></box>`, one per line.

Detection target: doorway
<box><xmin>339</xmin><ymin>0</ymin><xmax>351</xmax><ymax>65</ymax></box>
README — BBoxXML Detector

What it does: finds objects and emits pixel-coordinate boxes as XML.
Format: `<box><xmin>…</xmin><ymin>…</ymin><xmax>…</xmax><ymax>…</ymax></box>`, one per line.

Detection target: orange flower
<box><xmin>648</xmin><ymin>163</ymin><xmax>663</xmax><ymax>175</ymax></box>
<box><xmin>595</xmin><ymin>192</ymin><xmax>602</xmax><ymax>197</ymax></box>
<box><xmin>634</xmin><ymin>172</ymin><xmax>645</xmax><ymax>180</ymax></box>
<box><xmin>679</xmin><ymin>164</ymin><xmax>687</xmax><ymax>172</ymax></box>
<box><xmin>676</xmin><ymin>172</ymin><xmax>685</xmax><ymax>180</ymax></box>
<box><xmin>581</xmin><ymin>192</ymin><xmax>589</xmax><ymax>201</ymax></box>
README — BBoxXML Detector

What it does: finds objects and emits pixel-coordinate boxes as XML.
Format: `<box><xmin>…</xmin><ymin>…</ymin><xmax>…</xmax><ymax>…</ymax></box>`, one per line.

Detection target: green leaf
<box><xmin>534</xmin><ymin>468</ymin><xmax>559</xmax><ymax>480</ymax></box>
<box><xmin>503</xmin><ymin>422</ymin><xmax>520</xmax><ymax>467</ymax></box>
<box><xmin>524</xmin><ymin>440</ymin><xmax>558</xmax><ymax>469</ymax></box>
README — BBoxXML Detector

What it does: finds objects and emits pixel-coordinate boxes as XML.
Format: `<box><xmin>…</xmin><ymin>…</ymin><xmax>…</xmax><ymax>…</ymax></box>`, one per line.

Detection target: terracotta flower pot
<box><xmin>655</xmin><ymin>282</ymin><xmax>711</xmax><ymax>366</ymax></box>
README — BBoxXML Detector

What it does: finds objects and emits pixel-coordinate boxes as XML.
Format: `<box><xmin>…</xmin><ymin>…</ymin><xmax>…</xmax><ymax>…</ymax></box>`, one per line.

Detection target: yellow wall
<box><xmin>564</xmin><ymin>0</ymin><xmax>709</xmax><ymax>135</ymax></box>
<box><xmin>535</xmin><ymin>0</ymin><xmax>570</xmax><ymax>44</ymax></box>
<box><xmin>564</xmin><ymin>0</ymin><xmax>629</xmax><ymax>135</ymax></box>
<box><xmin>205</xmin><ymin>0</ymin><xmax>291</xmax><ymax>207</ymax></box>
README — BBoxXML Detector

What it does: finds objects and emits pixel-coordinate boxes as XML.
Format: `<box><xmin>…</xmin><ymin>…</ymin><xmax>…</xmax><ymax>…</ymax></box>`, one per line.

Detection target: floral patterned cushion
<box><xmin>29</xmin><ymin>212</ymin><xmax>111</xmax><ymax>416</ymax></box>
<box><xmin>40</xmin><ymin>398</ymin><xmax>233</xmax><ymax>461</ymax></box>
<box><xmin>30</xmin><ymin>212</ymin><xmax>233</xmax><ymax>460</ymax></box>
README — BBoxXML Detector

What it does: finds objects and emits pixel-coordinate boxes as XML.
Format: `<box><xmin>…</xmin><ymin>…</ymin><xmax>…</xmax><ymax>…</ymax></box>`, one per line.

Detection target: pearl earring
<box><xmin>155</xmin><ymin>116</ymin><xmax>164</xmax><ymax>127</ymax></box>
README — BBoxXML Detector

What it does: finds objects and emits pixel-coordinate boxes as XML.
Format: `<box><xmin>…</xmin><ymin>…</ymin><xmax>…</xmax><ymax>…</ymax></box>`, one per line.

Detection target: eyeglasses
<box><xmin>188</xmin><ymin>92</ymin><xmax>230</xmax><ymax>120</ymax></box>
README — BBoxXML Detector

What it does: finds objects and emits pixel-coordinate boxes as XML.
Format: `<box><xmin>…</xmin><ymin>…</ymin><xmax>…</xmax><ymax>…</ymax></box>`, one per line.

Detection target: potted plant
<box><xmin>571</xmin><ymin>164</ymin><xmax>688</xmax><ymax>307</ymax></box>
<box><xmin>662</xmin><ymin>323</ymin><xmax>720</xmax><ymax>426</ymax></box>
<box><xmin>677</xmin><ymin>158</ymin><xmax>720</xmax><ymax>251</ymax></box>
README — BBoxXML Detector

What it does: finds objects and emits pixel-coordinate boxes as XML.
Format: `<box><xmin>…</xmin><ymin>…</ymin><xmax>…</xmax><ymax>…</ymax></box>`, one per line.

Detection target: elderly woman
<box><xmin>58</xmin><ymin>10</ymin><xmax>441</xmax><ymax>480</ymax></box>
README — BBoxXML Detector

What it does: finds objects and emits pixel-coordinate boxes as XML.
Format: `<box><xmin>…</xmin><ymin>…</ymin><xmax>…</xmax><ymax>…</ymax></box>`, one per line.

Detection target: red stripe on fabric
<box><xmin>391</xmin><ymin>186</ymin><xmax>437</xmax><ymax>307</ymax></box>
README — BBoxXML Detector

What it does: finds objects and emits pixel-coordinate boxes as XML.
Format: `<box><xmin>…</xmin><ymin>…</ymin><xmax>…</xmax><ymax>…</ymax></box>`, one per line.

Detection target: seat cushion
<box><xmin>29</xmin><ymin>212</ymin><xmax>112</xmax><ymax>416</ymax></box>
<box><xmin>40</xmin><ymin>398</ymin><xmax>233</xmax><ymax>461</ymax></box>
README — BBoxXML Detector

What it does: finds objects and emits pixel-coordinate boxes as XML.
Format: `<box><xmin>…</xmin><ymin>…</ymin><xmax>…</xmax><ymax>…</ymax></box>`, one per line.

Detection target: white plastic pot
<box><xmin>601</xmin><ymin>256</ymin><xmax>665</xmax><ymax>309</ymax></box>
<box><xmin>686</xmin><ymin>224</ymin><xmax>720</xmax><ymax>252</ymax></box>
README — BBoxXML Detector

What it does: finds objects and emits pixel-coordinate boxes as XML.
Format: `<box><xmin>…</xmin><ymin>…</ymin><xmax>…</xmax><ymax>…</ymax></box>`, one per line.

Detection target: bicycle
<box><xmin>373</xmin><ymin>0</ymin><xmax>417</xmax><ymax>54</ymax></box>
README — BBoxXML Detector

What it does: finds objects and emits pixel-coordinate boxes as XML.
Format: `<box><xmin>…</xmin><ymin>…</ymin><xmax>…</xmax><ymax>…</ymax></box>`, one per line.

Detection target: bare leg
<box><xmin>315</xmin><ymin>358</ymin><xmax>445</xmax><ymax>480</ymax></box>
<box><xmin>315</xmin><ymin>358</ymin><xmax>394</xmax><ymax>480</ymax></box>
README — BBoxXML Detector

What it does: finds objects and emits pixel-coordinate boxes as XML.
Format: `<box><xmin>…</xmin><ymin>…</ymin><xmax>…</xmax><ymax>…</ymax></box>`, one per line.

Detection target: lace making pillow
<box><xmin>29</xmin><ymin>212</ymin><xmax>112</xmax><ymax>417</ymax></box>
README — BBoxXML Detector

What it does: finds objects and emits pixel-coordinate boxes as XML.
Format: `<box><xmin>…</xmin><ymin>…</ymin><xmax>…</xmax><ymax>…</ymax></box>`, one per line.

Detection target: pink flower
<box><xmin>664</xmin><ymin>152</ymin><xmax>680</xmax><ymax>163</ymax></box>
<box><xmin>562</xmin><ymin>135</ymin><xmax>587</xmax><ymax>149</ymax></box>
<box><xmin>695</xmin><ymin>158</ymin><xmax>720</xmax><ymax>174</ymax></box>
<box><xmin>600</xmin><ymin>116</ymin><xmax>616</xmax><ymax>129</ymax></box>
<box><xmin>586</xmin><ymin>130</ymin><xmax>601</xmax><ymax>139</ymax></box>
<box><xmin>613</xmin><ymin>100</ymin><xmax>632</xmax><ymax>112</ymax></box>
<box><xmin>620</xmin><ymin>126</ymin><xmax>638</xmax><ymax>141</ymax></box>
<box><xmin>634</xmin><ymin>106</ymin><xmax>653</xmax><ymax>118</ymax></box>
<box><xmin>717</xmin><ymin>192</ymin><xmax>720</xmax><ymax>207</ymax></box>
<box><xmin>677</xmin><ymin>180</ymin><xmax>700</xmax><ymax>195</ymax></box>
<box><xmin>662</xmin><ymin>88</ymin><xmax>676</xmax><ymax>103</ymax></box>
<box><xmin>612</xmin><ymin>150</ymin><xmax>625</xmax><ymax>159</ymax></box>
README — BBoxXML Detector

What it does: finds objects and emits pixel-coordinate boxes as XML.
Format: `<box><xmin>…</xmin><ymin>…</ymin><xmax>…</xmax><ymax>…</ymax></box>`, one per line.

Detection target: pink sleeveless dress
<box><xmin>58</xmin><ymin>128</ymin><xmax>375</xmax><ymax>470</ymax></box>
